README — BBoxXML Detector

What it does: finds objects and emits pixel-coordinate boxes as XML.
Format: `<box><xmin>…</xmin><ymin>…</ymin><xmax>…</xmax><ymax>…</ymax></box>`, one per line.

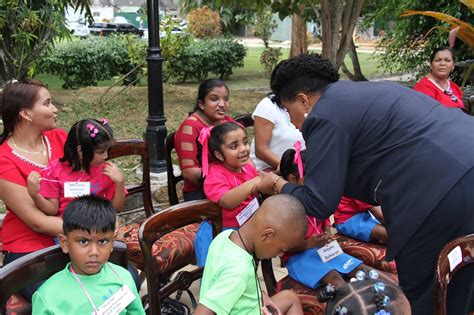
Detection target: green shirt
<box><xmin>199</xmin><ymin>230</ymin><xmax>261</xmax><ymax>315</ymax></box>
<box><xmin>32</xmin><ymin>262</ymin><xmax>145</xmax><ymax>315</ymax></box>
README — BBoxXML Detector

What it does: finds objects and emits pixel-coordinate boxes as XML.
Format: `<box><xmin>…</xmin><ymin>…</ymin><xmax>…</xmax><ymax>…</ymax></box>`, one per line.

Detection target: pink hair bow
<box><xmin>99</xmin><ymin>118</ymin><xmax>108</xmax><ymax>125</ymax></box>
<box><xmin>198</xmin><ymin>126</ymin><xmax>213</xmax><ymax>177</ymax></box>
<box><xmin>294</xmin><ymin>141</ymin><xmax>304</xmax><ymax>179</ymax></box>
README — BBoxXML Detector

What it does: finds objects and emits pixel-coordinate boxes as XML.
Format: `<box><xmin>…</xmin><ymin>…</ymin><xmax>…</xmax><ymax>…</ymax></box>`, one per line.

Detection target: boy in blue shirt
<box><xmin>32</xmin><ymin>195</ymin><xmax>145</xmax><ymax>314</ymax></box>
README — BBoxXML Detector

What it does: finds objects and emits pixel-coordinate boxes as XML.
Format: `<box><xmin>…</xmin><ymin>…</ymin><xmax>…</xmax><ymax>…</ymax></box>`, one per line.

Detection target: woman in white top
<box><xmin>250</xmin><ymin>95</ymin><xmax>305</xmax><ymax>171</ymax></box>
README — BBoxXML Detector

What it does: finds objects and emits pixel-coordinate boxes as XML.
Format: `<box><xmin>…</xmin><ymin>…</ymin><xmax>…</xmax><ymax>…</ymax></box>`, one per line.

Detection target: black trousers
<box><xmin>395</xmin><ymin>168</ymin><xmax>474</xmax><ymax>315</ymax></box>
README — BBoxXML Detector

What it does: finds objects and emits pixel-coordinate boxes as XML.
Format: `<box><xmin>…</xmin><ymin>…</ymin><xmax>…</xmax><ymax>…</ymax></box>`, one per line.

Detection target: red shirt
<box><xmin>39</xmin><ymin>159</ymin><xmax>126</xmax><ymax>216</ymax></box>
<box><xmin>334</xmin><ymin>196</ymin><xmax>373</xmax><ymax>225</ymax></box>
<box><xmin>174</xmin><ymin>113</ymin><xmax>234</xmax><ymax>194</ymax></box>
<box><xmin>0</xmin><ymin>129</ymin><xmax>67</xmax><ymax>253</ymax></box>
<box><xmin>413</xmin><ymin>77</ymin><xmax>464</xmax><ymax>109</ymax></box>
<box><xmin>204</xmin><ymin>162</ymin><xmax>259</xmax><ymax>228</ymax></box>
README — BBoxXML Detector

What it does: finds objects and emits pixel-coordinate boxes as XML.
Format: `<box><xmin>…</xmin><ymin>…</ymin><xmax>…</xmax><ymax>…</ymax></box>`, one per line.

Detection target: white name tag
<box><xmin>64</xmin><ymin>182</ymin><xmax>90</xmax><ymax>198</ymax></box>
<box><xmin>94</xmin><ymin>285</ymin><xmax>135</xmax><ymax>315</ymax></box>
<box><xmin>236</xmin><ymin>197</ymin><xmax>259</xmax><ymax>226</ymax></box>
<box><xmin>447</xmin><ymin>245</ymin><xmax>463</xmax><ymax>272</ymax></box>
<box><xmin>317</xmin><ymin>240</ymin><xmax>344</xmax><ymax>262</ymax></box>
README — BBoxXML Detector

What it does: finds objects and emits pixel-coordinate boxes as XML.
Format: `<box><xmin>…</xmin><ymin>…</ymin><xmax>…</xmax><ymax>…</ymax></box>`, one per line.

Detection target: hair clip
<box><xmin>293</xmin><ymin>141</ymin><xmax>304</xmax><ymax>179</ymax></box>
<box><xmin>374</xmin><ymin>311</ymin><xmax>390</xmax><ymax>315</ymax></box>
<box><xmin>317</xmin><ymin>283</ymin><xmax>336</xmax><ymax>302</ymax></box>
<box><xmin>198</xmin><ymin>126</ymin><xmax>214</xmax><ymax>177</ymax></box>
<box><xmin>354</xmin><ymin>269</ymin><xmax>379</xmax><ymax>282</ymax></box>
<box><xmin>86</xmin><ymin>123</ymin><xmax>99</xmax><ymax>138</ymax></box>
<box><xmin>374</xmin><ymin>282</ymin><xmax>386</xmax><ymax>293</ymax></box>
<box><xmin>335</xmin><ymin>305</ymin><xmax>348</xmax><ymax>315</ymax></box>
<box><xmin>7</xmin><ymin>79</ymin><xmax>18</xmax><ymax>84</ymax></box>
<box><xmin>99</xmin><ymin>118</ymin><xmax>108</xmax><ymax>125</ymax></box>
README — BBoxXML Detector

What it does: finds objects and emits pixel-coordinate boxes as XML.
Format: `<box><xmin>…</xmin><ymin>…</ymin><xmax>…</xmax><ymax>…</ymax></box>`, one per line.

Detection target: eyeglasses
<box><xmin>444</xmin><ymin>88</ymin><xmax>458</xmax><ymax>103</ymax></box>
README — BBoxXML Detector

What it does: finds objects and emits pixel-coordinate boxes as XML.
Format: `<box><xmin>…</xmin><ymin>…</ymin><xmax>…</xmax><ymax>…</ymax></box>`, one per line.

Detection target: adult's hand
<box><xmin>256</xmin><ymin>172</ymin><xmax>288</xmax><ymax>195</ymax></box>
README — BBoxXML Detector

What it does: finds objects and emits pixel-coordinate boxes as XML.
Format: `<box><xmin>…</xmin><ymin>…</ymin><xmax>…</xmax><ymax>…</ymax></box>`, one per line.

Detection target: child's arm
<box><xmin>103</xmin><ymin>161</ymin><xmax>126</xmax><ymax>212</ymax></box>
<box><xmin>218</xmin><ymin>176</ymin><xmax>261</xmax><ymax>210</ymax></box>
<box><xmin>194</xmin><ymin>305</ymin><xmax>216</xmax><ymax>315</ymax></box>
<box><xmin>27</xmin><ymin>171</ymin><xmax>59</xmax><ymax>215</ymax></box>
<box><xmin>369</xmin><ymin>205</ymin><xmax>384</xmax><ymax>225</ymax></box>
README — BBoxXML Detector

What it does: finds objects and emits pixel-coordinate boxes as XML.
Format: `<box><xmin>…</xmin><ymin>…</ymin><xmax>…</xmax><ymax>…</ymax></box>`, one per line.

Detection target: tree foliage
<box><xmin>363</xmin><ymin>0</ymin><xmax>473</xmax><ymax>81</ymax></box>
<box><xmin>0</xmin><ymin>0</ymin><xmax>92</xmax><ymax>82</ymax></box>
<box><xmin>188</xmin><ymin>6</ymin><xmax>222</xmax><ymax>38</ymax></box>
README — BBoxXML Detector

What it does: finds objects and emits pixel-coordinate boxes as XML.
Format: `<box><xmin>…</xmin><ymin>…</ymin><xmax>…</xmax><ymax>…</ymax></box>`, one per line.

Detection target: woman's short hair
<box><xmin>429</xmin><ymin>46</ymin><xmax>455</xmax><ymax>64</ymax></box>
<box><xmin>0</xmin><ymin>79</ymin><xmax>47</xmax><ymax>143</ymax></box>
<box><xmin>270</xmin><ymin>54</ymin><xmax>339</xmax><ymax>102</ymax></box>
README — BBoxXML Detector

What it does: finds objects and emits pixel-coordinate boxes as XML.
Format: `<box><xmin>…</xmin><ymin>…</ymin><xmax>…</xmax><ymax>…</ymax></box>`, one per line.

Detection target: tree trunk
<box><xmin>289</xmin><ymin>13</ymin><xmax>307</xmax><ymax>57</ymax></box>
<box><xmin>320</xmin><ymin>0</ymin><xmax>364</xmax><ymax>72</ymax></box>
<box><xmin>341</xmin><ymin>37</ymin><xmax>368</xmax><ymax>81</ymax></box>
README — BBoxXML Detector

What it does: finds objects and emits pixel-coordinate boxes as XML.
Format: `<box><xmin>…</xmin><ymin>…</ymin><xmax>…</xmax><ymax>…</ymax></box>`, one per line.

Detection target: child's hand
<box><xmin>27</xmin><ymin>171</ymin><xmax>42</xmax><ymax>196</ymax></box>
<box><xmin>251</xmin><ymin>175</ymin><xmax>262</xmax><ymax>194</ymax></box>
<box><xmin>306</xmin><ymin>232</ymin><xmax>332</xmax><ymax>248</ymax></box>
<box><xmin>103</xmin><ymin>162</ymin><xmax>125</xmax><ymax>185</ymax></box>
<box><xmin>262</xmin><ymin>294</ymin><xmax>281</xmax><ymax>315</ymax></box>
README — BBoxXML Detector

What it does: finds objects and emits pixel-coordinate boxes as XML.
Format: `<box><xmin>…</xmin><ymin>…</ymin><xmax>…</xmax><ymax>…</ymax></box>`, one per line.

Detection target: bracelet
<box><xmin>272</xmin><ymin>176</ymin><xmax>282</xmax><ymax>195</ymax></box>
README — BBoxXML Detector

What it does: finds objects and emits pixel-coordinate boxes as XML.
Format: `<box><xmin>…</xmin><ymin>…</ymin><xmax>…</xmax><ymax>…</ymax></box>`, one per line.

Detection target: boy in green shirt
<box><xmin>32</xmin><ymin>195</ymin><xmax>145</xmax><ymax>315</ymax></box>
<box><xmin>196</xmin><ymin>195</ymin><xmax>308</xmax><ymax>315</ymax></box>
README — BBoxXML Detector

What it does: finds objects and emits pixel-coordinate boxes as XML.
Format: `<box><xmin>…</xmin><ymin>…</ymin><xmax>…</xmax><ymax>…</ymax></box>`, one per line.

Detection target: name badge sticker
<box><xmin>94</xmin><ymin>285</ymin><xmax>135</xmax><ymax>315</ymax></box>
<box><xmin>64</xmin><ymin>182</ymin><xmax>91</xmax><ymax>198</ymax></box>
<box><xmin>317</xmin><ymin>240</ymin><xmax>344</xmax><ymax>263</ymax></box>
<box><xmin>447</xmin><ymin>245</ymin><xmax>463</xmax><ymax>272</ymax></box>
<box><xmin>236</xmin><ymin>197</ymin><xmax>259</xmax><ymax>226</ymax></box>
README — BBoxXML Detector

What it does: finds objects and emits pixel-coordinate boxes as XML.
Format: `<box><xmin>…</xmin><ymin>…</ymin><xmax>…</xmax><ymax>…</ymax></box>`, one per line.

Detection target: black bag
<box><xmin>160</xmin><ymin>298</ymin><xmax>190</xmax><ymax>315</ymax></box>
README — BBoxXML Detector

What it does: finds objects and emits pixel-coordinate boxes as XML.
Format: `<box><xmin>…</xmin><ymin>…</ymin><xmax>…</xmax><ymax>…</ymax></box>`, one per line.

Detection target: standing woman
<box><xmin>257</xmin><ymin>54</ymin><xmax>474</xmax><ymax>314</ymax></box>
<box><xmin>413</xmin><ymin>46</ymin><xmax>464</xmax><ymax>109</ymax></box>
<box><xmin>174</xmin><ymin>79</ymin><xmax>234</xmax><ymax>201</ymax></box>
<box><xmin>0</xmin><ymin>79</ymin><xmax>67</xmax><ymax>299</ymax></box>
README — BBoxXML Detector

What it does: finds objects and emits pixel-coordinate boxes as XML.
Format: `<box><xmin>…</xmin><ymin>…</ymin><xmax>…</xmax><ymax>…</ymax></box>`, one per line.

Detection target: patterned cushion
<box><xmin>5</xmin><ymin>294</ymin><xmax>31</xmax><ymax>315</ymax></box>
<box><xmin>116</xmin><ymin>223</ymin><xmax>199</xmax><ymax>275</ymax></box>
<box><xmin>334</xmin><ymin>234</ymin><xmax>398</xmax><ymax>275</ymax></box>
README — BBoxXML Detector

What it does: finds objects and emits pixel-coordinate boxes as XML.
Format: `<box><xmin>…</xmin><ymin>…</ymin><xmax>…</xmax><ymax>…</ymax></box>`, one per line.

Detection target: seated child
<box><xmin>323</xmin><ymin>279</ymin><xmax>411</xmax><ymax>314</ymax></box>
<box><xmin>32</xmin><ymin>196</ymin><xmax>145</xmax><ymax>315</ymax></box>
<box><xmin>280</xmin><ymin>147</ymin><xmax>393</xmax><ymax>289</ymax></box>
<box><xmin>195</xmin><ymin>195</ymin><xmax>307</xmax><ymax>315</ymax></box>
<box><xmin>195</xmin><ymin>122</ymin><xmax>261</xmax><ymax>266</ymax></box>
<box><xmin>27</xmin><ymin>118</ymin><xmax>126</xmax><ymax>217</ymax></box>
<box><xmin>334</xmin><ymin>197</ymin><xmax>387</xmax><ymax>244</ymax></box>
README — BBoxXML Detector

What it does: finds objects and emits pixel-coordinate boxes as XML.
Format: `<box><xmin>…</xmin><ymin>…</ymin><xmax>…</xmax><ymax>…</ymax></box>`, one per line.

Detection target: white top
<box><xmin>250</xmin><ymin>97</ymin><xmax>305</xmax><ymax>171</ymax></box>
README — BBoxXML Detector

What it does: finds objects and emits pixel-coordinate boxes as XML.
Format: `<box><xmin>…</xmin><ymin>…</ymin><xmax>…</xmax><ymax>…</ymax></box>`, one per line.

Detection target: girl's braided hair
<box><xmin>270</xmin><ymin>54</ymin><xmax>340</xmax><ymax>103</ymax></box>
<box><xmin>323</xmin><ymin>279</ymin><xmax>408</xmax><ymax>315</ymax></box>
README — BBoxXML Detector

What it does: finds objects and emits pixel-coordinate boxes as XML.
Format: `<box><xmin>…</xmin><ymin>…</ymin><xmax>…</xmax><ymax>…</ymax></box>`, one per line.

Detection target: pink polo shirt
<box><xmin>204</xmin><ymin>162</ymin><xmax>259</xmax><ymax>228</ymax></box>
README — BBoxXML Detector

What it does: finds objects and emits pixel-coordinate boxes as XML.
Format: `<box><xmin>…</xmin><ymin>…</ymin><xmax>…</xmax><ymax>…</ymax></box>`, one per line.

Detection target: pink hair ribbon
<box><xmin>294</xmin><ymin>141</ymin><xmax>304</xmax><ymax>179</ymax></box>
<box><xmin>198</xmin><ymin>126</ymin><xmax>213</xmax><ymax>177</ymax></box>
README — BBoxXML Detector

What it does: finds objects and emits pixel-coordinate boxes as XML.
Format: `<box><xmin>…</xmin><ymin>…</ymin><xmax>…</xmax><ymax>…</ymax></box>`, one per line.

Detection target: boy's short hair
<box><xmin>62</xmin><ymin>195</ymin><xmax>116</xmax><ymax>235</ymax></box>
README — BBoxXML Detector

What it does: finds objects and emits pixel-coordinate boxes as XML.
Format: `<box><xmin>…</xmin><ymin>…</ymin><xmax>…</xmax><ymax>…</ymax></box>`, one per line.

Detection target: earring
<box><xmin>304</xmin><ymin>112</ymin><xmax>308</xmax><ymax>119</ymax></box>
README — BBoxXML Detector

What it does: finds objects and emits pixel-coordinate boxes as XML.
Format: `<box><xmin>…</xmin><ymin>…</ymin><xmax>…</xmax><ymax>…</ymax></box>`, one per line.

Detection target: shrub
<box><xmin>260</xmin><ymin>47</ymin><xmax>282</xmax><ymax>75</ymax></box>
<box><xmin>188</xmin><ymin>6</ymin><xmax>222</xmax><ymax>38</ymax></box>
<box><xmin>160</xmin><ymin>16</ymin><xmax>194</xmax><ymax>81</ymax></box>
<box><xmin>40</xmin><ymin>35</ymin><xmax>146</xmax><ymax>89</ymax></box>
<box><xmin>169</xmin><ymin>38</ymin><xmax>246</xmax><ymax>82</ymax></box>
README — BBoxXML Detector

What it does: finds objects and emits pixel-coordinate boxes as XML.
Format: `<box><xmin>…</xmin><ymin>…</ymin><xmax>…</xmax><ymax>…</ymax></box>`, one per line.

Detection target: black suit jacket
<box><xmin>282</xmin><ymin>80</ymin><xmax>474</xmax><ymax>260</ymax></box>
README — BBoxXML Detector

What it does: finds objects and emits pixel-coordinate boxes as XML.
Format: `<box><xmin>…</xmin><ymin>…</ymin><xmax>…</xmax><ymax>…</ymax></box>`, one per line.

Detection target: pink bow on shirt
<box><xmin>294</xmin><ymin>140</ymin><xmax>304</xmax><ymax>179</ymax></box>
<box><xmin>198</xmin><ymin>126</ymin><xmax>214</xmax><ymax>177</ymax></box>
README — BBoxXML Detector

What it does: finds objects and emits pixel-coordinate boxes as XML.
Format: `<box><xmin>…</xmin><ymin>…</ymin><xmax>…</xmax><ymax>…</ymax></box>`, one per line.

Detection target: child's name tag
<box><xmin>317</xmin><ymin>240</ymin><xmax>344</xmax><ymax>262</ymax></box>
<box><xmin>94</xmin><ymin>285</ymin><xmax>135</xmax><ymax>315</ymax></box>
<box><xmin>236</xmin><ymin>197</ymin><xmax>259</xmax><ymax>226</ymax></box>
<box><xmin>64</xmin><ymin>182</ymin><xmax>90</xmax><ymax>198</ymax></box>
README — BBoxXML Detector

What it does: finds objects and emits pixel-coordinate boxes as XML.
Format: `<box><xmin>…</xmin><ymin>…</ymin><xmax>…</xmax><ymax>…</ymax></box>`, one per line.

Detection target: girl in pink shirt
<box><xmin>27</xmin><ymin>118</ymin><xmax>126</xmax><ymax>217</ymax></box>
<box><xmin>195</xmin><ymin>121</ymin><xmax>260</xmax><ymax>266</ymax></box>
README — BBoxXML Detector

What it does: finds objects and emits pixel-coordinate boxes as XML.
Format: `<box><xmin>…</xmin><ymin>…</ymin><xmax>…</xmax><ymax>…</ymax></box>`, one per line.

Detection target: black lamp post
<box><xmin>145</xmin><ymin>0</ymin><xmax>167</xmax><ymax>173</ymax></box>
